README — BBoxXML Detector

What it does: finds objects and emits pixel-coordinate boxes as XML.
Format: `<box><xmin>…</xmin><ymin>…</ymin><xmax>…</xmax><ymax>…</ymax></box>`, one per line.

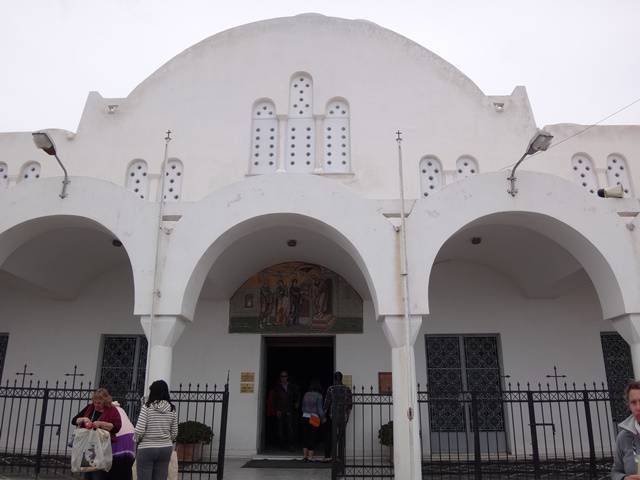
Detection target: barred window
<box><xmin>0</xmin><ymin>334</ymin><xmax>8</xmax><ymax>383</ymax></box>
<box><xmin>98</xmin><ymin>335</ymin><xmax>147</xmax><ymax>401</ymax></box>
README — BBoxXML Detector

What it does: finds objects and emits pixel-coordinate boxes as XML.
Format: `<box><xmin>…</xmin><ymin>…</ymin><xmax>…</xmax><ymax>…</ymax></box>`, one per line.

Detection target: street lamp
<box><xmin>31</xmin><ymin>131</ymin><xmax>70</xmax><ymax>199</ymax></box>
<box><xmin>507</xmin><ymin>129</ymin><xmax>554</xmax><ymax>196</ymax></box>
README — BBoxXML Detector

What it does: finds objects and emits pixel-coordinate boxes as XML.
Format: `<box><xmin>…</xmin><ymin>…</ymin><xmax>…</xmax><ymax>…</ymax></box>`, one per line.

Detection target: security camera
<box><xmin>597</xmin><ymin>184</ymin><xmax>624</xmax><ymax>198</ymax></box>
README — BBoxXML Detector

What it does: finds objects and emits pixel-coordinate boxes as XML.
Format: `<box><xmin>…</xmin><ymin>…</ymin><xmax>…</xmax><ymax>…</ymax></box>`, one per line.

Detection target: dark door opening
<box><xmin>260</xmin><ymin>336</ymin><xmax>334</xmax><ymax>454</ymax></box>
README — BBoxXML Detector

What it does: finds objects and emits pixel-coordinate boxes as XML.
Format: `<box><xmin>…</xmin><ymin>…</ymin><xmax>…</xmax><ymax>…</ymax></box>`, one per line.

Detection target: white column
<box><xmin>140</xmin><ymin>315</ymin><xmax>188</xmax><ymax>389</ymax></box>
<box><xmin>611</xmin><ymin>313</ymin><xmax>640</xmax><ymax>377</ymax></box>
<box><xmin>382</xmin><ymin>314</ymin><xmax>422</xmax><ymax>480</ymax></box>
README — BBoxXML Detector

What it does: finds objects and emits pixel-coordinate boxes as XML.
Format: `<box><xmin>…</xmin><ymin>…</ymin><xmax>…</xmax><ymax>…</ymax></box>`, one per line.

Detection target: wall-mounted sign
<box><xmin>240</xmin><ymin>372</ymin><xmax>255</xmax><ymax>383</ymax></box>
<box><xmin>378</xmin><ymin>372</ymin><xmax>392</xmax><ymax>394</ymax></box>
<box><xmin>229</xmin><ymin>262</ymin><xmax>363</xmax><ymax>334</ymax></box>
<box><xmin>240</xmin><ymin>383</ymin><xmax>255</xmax><ymax>393</ymax></box>
<box><xmin>343</xmin><ymin>374</ymin><xmax>353</xmax><ymax>390</ymax></box>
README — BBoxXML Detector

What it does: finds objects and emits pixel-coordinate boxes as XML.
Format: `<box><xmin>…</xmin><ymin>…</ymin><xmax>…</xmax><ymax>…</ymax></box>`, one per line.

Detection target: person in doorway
<box><xmin>301</xmin><ymin>379</ymin><xmax>325</xmax><ymax>461</ymax></box>
<box><xmin>270</xmin><ymin>370</ymin><xmax>300</xmax><ymax>451</ymax></box>
<box><xmin>612</xmin><ymin>380</ymin><xmax>640</xmax><ymax>479</ymax></box>
<box><xmin>72</xmin><ymin>388</ymin><xmax>122</xmax><ymax>480</ymax></box>
<box><xmin>323</xmin><ymin>372</ymin><xmax>352</xmax><ymax>467</ymax></box>
<box><xmin>134</xmin><ymin>380</ymin><xmax>178</xmax><ymax>480</ymax></box>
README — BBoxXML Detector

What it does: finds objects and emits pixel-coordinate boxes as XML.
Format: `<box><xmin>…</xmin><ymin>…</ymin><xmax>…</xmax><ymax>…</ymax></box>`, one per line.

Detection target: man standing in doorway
<box><xmin>324</xmin><ymin>371</ymin><xmax>352</xmax><ymax>470</ymax></box>
<box><xmin>271</xmin><ymin>370</ymin><xmax>300</xmax><ymax>451</ymax></box>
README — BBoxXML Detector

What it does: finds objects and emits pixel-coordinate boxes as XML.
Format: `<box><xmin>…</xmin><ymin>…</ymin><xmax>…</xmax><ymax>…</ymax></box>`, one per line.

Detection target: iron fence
<box><xmin>334</xmin><ymin>383</ymin><xmax>620</xmax><ymax>479</ymax></box>
<box><xmin>0</xmin><ymin>371</ymin><xmax>229</xmax><ymax>479</ymax></box>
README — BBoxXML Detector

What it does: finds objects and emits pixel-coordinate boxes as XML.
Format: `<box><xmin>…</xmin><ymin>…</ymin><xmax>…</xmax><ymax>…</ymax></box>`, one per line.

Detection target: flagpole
<box><xmin>395</xmin><ymin>130</ymin><xmax>417</xmax><ymax>479</ymax></box>
<box><xmin>145</xmin><ymin>130</ymin><xmax>172</xmax><ymax>391</ymax></box>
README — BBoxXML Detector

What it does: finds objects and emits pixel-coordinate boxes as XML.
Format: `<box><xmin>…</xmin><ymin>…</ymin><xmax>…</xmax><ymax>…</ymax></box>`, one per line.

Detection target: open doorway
<box><xmin>260</xmin><ymin>336</ymin><xmax>334</xmax><ymax>454</ymax></box>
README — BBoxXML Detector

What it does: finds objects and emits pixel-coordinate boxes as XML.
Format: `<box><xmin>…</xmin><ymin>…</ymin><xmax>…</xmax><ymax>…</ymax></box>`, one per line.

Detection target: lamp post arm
<box><xmin>54</xmin><ymin>153</ymin><xmax>70</xmax><ymax>199</ymax></box>
<box><xmin>507</xmin><ymin>152</ymin><xmax>529</xmax><ymax>197</ymax></box>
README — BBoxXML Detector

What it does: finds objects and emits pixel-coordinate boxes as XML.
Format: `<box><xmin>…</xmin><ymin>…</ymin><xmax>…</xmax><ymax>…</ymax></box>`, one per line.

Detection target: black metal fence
<box><xmin>0</xmin><ymin>373</ymin><xmax>229</xmax><ymax>479</ymax></box>
<box><xmin>335</xmin><ymin>383</ymin><xmax>619</xmax><ymax>480</ymax></box>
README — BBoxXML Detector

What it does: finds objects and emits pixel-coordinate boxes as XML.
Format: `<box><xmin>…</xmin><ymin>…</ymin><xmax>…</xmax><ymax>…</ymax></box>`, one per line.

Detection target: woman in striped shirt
<box><xmin>134</xmin><ymin>380</ymin><xmax>178</xmax><ymax>480</ymax></box>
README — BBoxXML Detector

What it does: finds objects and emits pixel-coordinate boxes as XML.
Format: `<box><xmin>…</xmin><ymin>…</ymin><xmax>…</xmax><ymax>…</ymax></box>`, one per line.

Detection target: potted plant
<box><xmin>176</xmin><ymin>421</ymin><xmax>214</xmax><ymax>462</ymax></box>
<box><xmin>378</xmin><ymin>421</ymin><xmax>393</xmax><ymax>464</ymax></box>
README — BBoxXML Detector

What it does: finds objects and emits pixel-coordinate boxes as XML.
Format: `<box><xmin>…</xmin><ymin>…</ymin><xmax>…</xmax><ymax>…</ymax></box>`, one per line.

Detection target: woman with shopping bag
<box><xmin>71</xmin><ymin>388</ymin><xmax>122</xmax><ymax>479</ymax></box>
<box><xmin>134</xmin><ymin>380</ymin><xmax>178</xmax><ymax>480</ymax></box>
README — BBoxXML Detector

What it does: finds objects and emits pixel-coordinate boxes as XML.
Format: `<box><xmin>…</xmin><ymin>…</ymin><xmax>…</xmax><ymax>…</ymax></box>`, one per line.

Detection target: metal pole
<box><xmin>506</xmin><ymin>152</ymin><xmax>529</xmax><ymax>197</ymax></box>
<box><xmin>53</xmin><ymin>154</ymin><xmax>70</xmax><ymax>199</ymax></box>
<box><xmin>395</xmin><ymin>131</ymin><xmax>417</xmax><ymax>479</ymax></box>
<box><xmin>144</xmin><ymin>130</ymin><xmax>172</xmax><ymax>391</ymax></box>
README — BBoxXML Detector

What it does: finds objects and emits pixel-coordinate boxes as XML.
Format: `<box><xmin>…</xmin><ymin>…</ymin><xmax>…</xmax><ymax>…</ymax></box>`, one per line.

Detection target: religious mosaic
<box><xmin>229</xmin><ymin>262</ymin><xmax>363</xmax><ymax>333</ymax></box>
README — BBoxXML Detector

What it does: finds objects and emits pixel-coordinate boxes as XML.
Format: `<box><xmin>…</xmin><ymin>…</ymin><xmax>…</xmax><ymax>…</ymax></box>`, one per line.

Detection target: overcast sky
<box><xmin>2</xmin><ymin>0</ymin><xmax>639</xmax><ymax>132</ymax></box>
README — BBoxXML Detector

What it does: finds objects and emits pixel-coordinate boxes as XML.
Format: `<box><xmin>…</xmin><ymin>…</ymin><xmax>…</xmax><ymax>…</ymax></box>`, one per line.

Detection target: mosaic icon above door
<box><xmin>229</xmin><ymin>262</ymin><xmax>363</xmax><ymax>333</ymax></box>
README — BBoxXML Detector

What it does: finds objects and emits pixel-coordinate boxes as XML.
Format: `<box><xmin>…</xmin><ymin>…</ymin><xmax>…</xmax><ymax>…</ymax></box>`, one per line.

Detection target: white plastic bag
<box><xmin>71</xmin><ymin>428</ymin><xmax>113</xmax><ymax>473</ymax></box>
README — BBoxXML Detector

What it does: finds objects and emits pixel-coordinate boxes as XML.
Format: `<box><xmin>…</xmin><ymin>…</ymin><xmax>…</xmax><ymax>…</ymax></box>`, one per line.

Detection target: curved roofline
<box><xmin>128</xmin><ymin>13</ymin><xmax>485</xmax><ymax>98</ymax></box>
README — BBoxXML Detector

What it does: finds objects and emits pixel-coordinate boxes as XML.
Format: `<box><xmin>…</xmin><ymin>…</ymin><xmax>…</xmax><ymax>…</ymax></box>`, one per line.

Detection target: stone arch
<box><xmin>408</xmin><ymin>171</ymin><xmax>640</xmax><ymax>320</ymax></box>
<box><xmin>0</xmin><ymin>177</ymin><xmax>157</xmax><ymax>315</ymax></box>
<box><xmin>157</xmin><ymin>174</ymin><xmax>398</xmax><ymax>321</ymax></box>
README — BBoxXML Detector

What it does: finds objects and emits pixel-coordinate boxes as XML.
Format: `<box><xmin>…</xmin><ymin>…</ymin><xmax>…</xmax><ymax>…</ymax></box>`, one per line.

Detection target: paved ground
<box><xmin>0</xmin><ymin>458</ymin><xmax>332</xmax><ymax>479</ymax></box>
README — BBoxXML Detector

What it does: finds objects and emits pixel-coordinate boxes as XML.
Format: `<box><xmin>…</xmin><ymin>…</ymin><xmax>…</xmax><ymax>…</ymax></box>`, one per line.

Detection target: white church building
<box><xmin>1</xmin><ymin>14</ymin><xmax>640</xmax><ymax>478</ymax></box>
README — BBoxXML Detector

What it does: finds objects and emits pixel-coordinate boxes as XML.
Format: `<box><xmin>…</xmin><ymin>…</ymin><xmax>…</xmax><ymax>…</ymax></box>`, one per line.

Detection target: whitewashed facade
<box><xmin>1</xmin><ymin>14</ymin><xmax>640</xmax><ymax>477</ymax></box>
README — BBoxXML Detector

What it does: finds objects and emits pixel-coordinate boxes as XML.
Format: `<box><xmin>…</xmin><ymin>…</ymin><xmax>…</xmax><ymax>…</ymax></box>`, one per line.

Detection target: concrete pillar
<box><xmin>382</xmin><ymin>314</ymin><xmax>422</xmax><ymax>480</ymax></box>
<box><xmin>140</xmin><ymin>315</ymin><xmax>188</xmax><ymax>389</ymax></box>
<box><xmin>611</xmin><ymin>313</ymin><xmax>640</xmax><ymax>378</ymax></box>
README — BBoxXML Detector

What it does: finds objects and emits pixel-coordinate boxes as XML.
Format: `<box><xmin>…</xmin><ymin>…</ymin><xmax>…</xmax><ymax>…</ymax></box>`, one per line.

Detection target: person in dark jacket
<box><xmin>270</xmin><ymin>370</ymin><xmax>300</xmax><ymax>450</ymax></box>
<box><xmin>71</xmin><ymin>388</ymin><xmax>122</xmax><ymax>480</ymax></box>
<box><xmin>323</xmin><ymin>371</ymin><xmax>352</xmax><ymax>467</ymax></box>
<box><xmin>611</xmin><ymin>380</ymin><xmax>640</xmax><ymax>479</ymax></box>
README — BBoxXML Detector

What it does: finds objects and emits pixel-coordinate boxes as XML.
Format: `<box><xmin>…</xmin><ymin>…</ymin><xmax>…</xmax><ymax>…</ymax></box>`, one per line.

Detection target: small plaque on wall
<box><xmin>343</xmin><ymin>374</ymin><xmax>353</xmax><ymax>389</ymax></box>
<box><xmin>240</xmin><ymin>383</ymin><xmax>254</xmax><ymax>394</ymax></box>
<box><xmin>240</xmin><ymin>372</ymin><xmax>255</xmax><ymax>383</ymax></box>
<box><xmin>378</xmin><ymin>372</ymin><xmax>392</xmax><ymax>394</ymax></box>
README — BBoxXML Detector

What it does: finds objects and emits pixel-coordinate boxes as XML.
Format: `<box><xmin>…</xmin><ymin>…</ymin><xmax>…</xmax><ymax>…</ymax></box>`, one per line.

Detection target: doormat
<box><xmin>243</xmin><ymin>459</ymin><xmax>332</xmax><ymax>469</ymax></box>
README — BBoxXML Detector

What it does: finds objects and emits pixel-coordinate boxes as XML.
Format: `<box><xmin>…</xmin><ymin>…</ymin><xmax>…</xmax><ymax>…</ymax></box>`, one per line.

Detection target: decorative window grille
<box><xmin>571</xmin><ymin>154</ymin><xmax>598</xmax><ymax>195</ymax></box>
<box><xmin>0</xmin><ymin>163</ymin><xmax>8</xmax><ymax>188</ymax></box>
<box><xmin>250</xmin><ymin>100</ymin><xmax>278</xmax><ymax>174</ymax></box>
<box><xmin>420</xmin><ymin>156</ymin><xmax>444</xmax><ymax>197</ymax></box>
<box><xmin>606</xmin><ymin>154</ymin><xmax>633</xmax><ymax>197</ymax></box>
<box><xmin>323</xmin><ymin>98</ymin><xmax>350</xmax><ymax>173</ymax></box>
<box><xmin>455</xmin><ymin>156</ymin><xmax>479</xmax><ymax>181</ymax></box>
<box><xmin>0</xmin><ymin>334</ymin><xmax>8</xmax><ymax>383</ymax></box>
<box><xmin>98</xmin><ymin>335</ymin><xmax>147</xmax><ymax>400</ymax></box>
<box><xmin>163</xmin><ymin>158</ymin><xmax>183</xmax><ymax>201</ymax></box>
<box><xmin>126</xmin><ymin>159</ymin><xmax>149</xmax><ymax>200</ymax></box>
<box><xmin>19</xmin><ymin>162</ymin><xmax>41</xmax><ymax>182</ymax></box>
<box><xmin>601</xmin><ymin>332</ymin><xmax>634</xmax><ymax>423</ymax></box>
<box><xmin>286</xmin><ymin>73</ymin><xmax>315</xmax><ymax>172</ymax></box>
<box><xmin>426</xmin><ymin>335</ymin><xmax>504</xmax><ymax>432</ymax></box>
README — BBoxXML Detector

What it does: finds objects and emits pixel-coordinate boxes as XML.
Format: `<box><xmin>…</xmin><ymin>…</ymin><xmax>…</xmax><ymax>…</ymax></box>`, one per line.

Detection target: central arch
<box><xmin>158</xmin><ymin>174</ymin><xmax>399</xmax><ymax>321</ymax></box>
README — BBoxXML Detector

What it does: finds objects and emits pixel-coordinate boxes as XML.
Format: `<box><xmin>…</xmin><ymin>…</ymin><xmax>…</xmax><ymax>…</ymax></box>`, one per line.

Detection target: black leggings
<box><xmin>302</xmin><ymin>419</ymin><xmax>320</xmax><ymax>450</ymax></box>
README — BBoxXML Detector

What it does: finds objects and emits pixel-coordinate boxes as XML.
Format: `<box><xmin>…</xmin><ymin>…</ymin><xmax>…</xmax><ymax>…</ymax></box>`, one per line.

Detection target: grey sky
<box><xmin>2</xmin><ymin>0</ymin><xmax>639</xmax><ymax>132</ymax></box>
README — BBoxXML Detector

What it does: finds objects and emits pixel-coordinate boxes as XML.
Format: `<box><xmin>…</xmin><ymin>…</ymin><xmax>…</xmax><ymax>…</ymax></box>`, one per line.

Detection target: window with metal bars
<box><xmin>98</xmin><ymin>335</ymin><xmax>147</xmax><ymax>401</ymax></box>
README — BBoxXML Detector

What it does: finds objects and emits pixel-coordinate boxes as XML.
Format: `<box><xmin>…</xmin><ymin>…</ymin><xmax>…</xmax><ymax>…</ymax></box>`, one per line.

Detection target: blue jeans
<box><xmin>136</xmin><ymin>446</ymin><xmax>173</xmax><ymax>480</ymax></box>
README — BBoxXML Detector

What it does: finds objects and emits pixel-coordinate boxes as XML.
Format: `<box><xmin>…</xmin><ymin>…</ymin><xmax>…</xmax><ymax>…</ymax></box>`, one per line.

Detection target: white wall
<box><xmin>0</xmin><ymin>264</ymin><xmax>139</xmax><ymax>385</ymax></box>
<box><xmin>418</xmin><ymin>260</ymin><xmax>610</xmax><ymax>387</ymax></box>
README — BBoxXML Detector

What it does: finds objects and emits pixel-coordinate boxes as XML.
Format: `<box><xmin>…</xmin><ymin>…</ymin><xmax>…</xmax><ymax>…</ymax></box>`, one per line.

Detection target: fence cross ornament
<box><xmin>16</xmin><ymin>364</ymin><xmax>34</xmax><ymax>387</ymax></box>
<box><xmin>546</xmin><ymin>365</ymin><xmax>567</xmax><ymax>390</ymax></box>
<box><xmin>64</xmin><ymin>365</ymin><xmax>84</xmax><ymax>389</ymax></box>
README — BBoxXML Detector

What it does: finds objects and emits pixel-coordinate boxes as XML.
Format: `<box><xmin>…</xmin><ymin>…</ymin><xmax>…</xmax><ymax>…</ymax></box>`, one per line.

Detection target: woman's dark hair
<box><xmin>308</xmin><ymin>379</ymin><xmax>322</xmax><ymax>393</ymax></box>
<box><xmin>146</xmin><ymin>380</ymin><xmax>175</xmax><ymax>411</ymax></box>
<box><xmin>625</xmin><ymin>380</ymin><xmax>640</xmax><ymax>401</ymax></box>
